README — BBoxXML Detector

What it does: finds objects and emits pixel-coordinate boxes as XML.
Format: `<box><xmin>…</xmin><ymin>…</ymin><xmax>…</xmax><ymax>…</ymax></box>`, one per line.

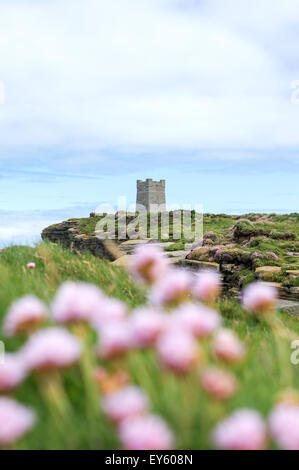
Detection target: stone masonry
<box><xmin>136</xmin><ymin>179</ymin><xmax>166</xmax><ymax>212</ymax></box>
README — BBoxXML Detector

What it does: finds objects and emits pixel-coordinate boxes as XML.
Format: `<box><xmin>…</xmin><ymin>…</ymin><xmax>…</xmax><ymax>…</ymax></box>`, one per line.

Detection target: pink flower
<box><xmin>269</xmin><ymin>404</ymin><xmax>299</xmax><ymax>450</ymax></box>
<box><xmin>97</xmin><ymin>321</ymin><xmax>132</xmax><ymax>359</ymax></box>
<box><xmin>101</xmin><ymin>386</ymin><xmax>148</xmax><ymax>423</ymax></box>
<box><xmin>119</xmin><ymin>414</ymin><xmax>174</xmax><ymax>450</ymax></box>
<box><xmin>192</xmin><ymin>270</ymin><xmax>222</xmax><ymax>303</ymax></box>
<box><xmin>0</xmin><ymin>354</ymin><xmax>27</xmax><ymax>393</ymax></box>
<box><xmin>0</xmin><ymin>398</ymin><xmax>35</xmax><ymax>447</ymax></box>
<box><xmin>200</xmin><ymin>367</ymin><xmax>238</xmax><ymax>401</ymax></box>
<box><xmin>156</xmin><ymin>329</ymin><xmax>198</xmax><ymax>374</ymax></box>
<box><xmin>242</xmin><ymin>282</ymin><xmax>277</xmax><ymax>314</ymax></box>
<box><xmin>150</xmin><ymin>269</ymin><xmax>192</xmax><ymax>308</ymax></box>
<box><xmin>212</xmin><ymin>409</ymin><xmax>267</xmax><ymax>450</ymax></box>
<box><xmin>172</xmin><ymin>303</ymin><xmax>222</xmax><ymax>339</ymax></box>
<box><xmin>26</xmin><ymin>262</ymin><xmax>36</xmax><ymax>270</ymax></box>
<box><xmin>212</xmin><ymin>329</ymin><xmax>246</xmax><ymax>363</ymax></box>
<box><xmin>51</xmin><ymin>281</ymin><xmax>104</xmax><ymax>324</ymax></box>
<box><xmin>22</xmin><ymin>327</ymin><xmax>82</xmax><ymax>372</ymax></box>
<box><xmin>3</xmin><ymin>295</ymin><xmax>48</xmax><ymax>337</ymax></box>
<box><xmin>91</xmin><ymin>297</ymin><xmax>127</xmax><ymax>330</ymax></box>
<box><xmin>129</xmin><ymin>308</ymin><xmax>168</xmax><ymax>347</ymax></box>
<box><xmin>130</xmin><ymin>244</ymin><xmax>169</xmax><ymax>285</ymax></box>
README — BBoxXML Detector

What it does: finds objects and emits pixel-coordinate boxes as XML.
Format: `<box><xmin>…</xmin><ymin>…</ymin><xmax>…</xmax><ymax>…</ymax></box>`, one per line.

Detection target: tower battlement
<box><xmin>136</xmin><ymin>179</ymin><xmax>166</xmax><ymax>212</ymax></box>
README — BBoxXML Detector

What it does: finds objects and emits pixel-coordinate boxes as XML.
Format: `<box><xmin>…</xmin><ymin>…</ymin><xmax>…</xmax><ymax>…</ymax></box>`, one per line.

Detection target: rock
<box><xmin>286</xmin><ymin>270</ymin><xmax>299</xmax><ymax>280</ymax></box>
<box><xmin>42</xmin><ymin>220</ymin><xmax>116</xmax><ymax>261</ymax></box>
<box><xmin>255</xmin><ymin>266</ymin><xmax>281</xmax><ymax>280</ymax></box>
<box><xmin>111</xmin><ymin>255</ymin><xmax>131</xmax><ymax>268</ymax></box>
<box><xmin>232</xmin><ymin>221</ymin><xmax>296</xmax><ymax>242</ymax></box>
<box><xmin>277</xmin><ymin>300</ymin><xmax>299</xmax><ymax>315</ymax></box>
<box><xmin>179</xmin><ymin>260</ymin><xmax>220</xmax><ymax>272</ymax></box>
<box><xmin>290</xmin><ymin>287</ymin><xmax>299</xmax><ymax>296</ymax></box>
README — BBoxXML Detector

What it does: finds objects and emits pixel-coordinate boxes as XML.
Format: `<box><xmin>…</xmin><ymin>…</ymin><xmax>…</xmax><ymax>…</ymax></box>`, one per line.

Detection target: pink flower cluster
<box><xmin>101</xmin><ymin>384</ymin><xmax>174</xmax><ymax>450</ymax></box>
<box><xmin>212</xmin><ymin>409</ymin><xmax>267</xmax><ymax>450</ymax></box>
<box><xmin>0</xmin><ymin>242</ymin><xmax>288</xmax><ymax>450</ymax></box>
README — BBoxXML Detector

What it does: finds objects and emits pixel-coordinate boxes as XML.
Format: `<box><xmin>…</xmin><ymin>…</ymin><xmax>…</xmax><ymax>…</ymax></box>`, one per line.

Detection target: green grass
<box><xmin>1</xmin><ymin>242</ymin><xmax>299</xmax><ymax>449</ymax></box>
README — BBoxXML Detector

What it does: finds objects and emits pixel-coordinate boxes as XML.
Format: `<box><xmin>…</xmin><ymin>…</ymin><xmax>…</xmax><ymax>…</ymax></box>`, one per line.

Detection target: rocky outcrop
<box><xmin>42</xmin><ymin>220</ymin><xmax>116</xmax><ymax>260</ymax></box>
<box><xmin>232</xmin><ymin>221</ymin><xmax>296</xmax><ymax>242</ymax></box>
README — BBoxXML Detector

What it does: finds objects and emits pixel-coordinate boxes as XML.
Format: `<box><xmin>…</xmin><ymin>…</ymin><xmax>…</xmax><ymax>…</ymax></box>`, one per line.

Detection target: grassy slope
<box><xmin>1</xmin><ymin>242</ymin><xmax>299</xmax><ymax>449</ymax></box>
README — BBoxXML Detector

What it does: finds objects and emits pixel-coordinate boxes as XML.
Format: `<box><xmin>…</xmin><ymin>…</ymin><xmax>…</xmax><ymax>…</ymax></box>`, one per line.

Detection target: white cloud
<box><xmin>0</xmin><ymin>0</ymin><xmax>299</xmax><ymax>166</ymax></box>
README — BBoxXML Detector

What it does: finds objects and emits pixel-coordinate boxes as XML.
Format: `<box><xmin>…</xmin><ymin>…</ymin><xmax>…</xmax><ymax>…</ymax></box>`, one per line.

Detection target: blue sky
<box><xmin>0</xmin><ymin>0</ymin><xmax>299</xmax><ymax>246</ymax></box>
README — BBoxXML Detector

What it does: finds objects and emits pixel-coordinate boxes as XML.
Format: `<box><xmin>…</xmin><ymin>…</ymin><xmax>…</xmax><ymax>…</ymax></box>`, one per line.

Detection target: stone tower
<box><xmin>136</xmin><ymin>179</ymin><xmax>166</xmax><ymax>212</ymax></box>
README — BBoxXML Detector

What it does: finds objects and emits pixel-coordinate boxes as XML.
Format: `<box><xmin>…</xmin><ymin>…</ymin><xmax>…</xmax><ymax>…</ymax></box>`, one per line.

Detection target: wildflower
<box><xmin>150</xmin><ymin>269</ymin><xmax>192</xmax><ymax>308</ymax></box>
<box><xmin>242</xmin><ymin>281</ymin><xmax>277</xmax><ymax>314</ymax></box>
<box><xmin>0</xmin><ymin>353</ymin><xmax>27</xmax><ymax>393</ymax></box>
<box><xmin>192</xmin><ymin>270</ymin><xmax>221</xmax><ymax>303</ymax></box>
<box><xmin>172</xmin><ymin>303</ymin><xmax>221</xmax><ymax>339</ymax></box>
<box><xmin>269</xmin><ymin>404</ymin><xmax>299</xmax><ymax>450</ymax></box>
<box><xmin>0</xmin><ymin>398</ymin><xmax>35</xmax><ymax>447</ymax></box>
<box><xmin>119</xmin><ymin>414</ymin><xmax>174</xmax><ymax>450</ymax></box>
<box><xmin>51</xmin><ymin>281</ymin><xmax>104</xmax><ymax>324</ymax></box>
<box><xmin>130</xmin><ymin>244</ymin><xmax>169</xmax><ymax>285</ymax></box>
<box><xmin>156</xmin><ymin>329</ymin><xmax>199</xmax><ymax>374</ymax></box>
<box><xmin>212</xmin><ymin>409</ymin><xmax>267</xmax><ymax>450</ymax></box>
<box><xmin>22</xmin><ymin>327</ymin><xmax>82</xmax><ymax>372</ymax></box>
<box><xmin>97</xmin><ymin>321</ymin><xmax>132</xmax><ymax>359</ymax></box>
<box><xmin>26</xmin><ymin>262</ymin><xmax>36</xmax><ymax>270</ymax></box>
<box><xmin>129</xmin><ymin>308</ymin><xmax>168</xmax><ymax>347</ymax></box>
<box><xmin>101</xmin><ymin>386</ymin><xmax>148</xmax><ymax>423</ymax></box>
<box><xmin>91</xmin><ymin>297</ymin><xmax>127</xmax><ymax>331</ymax></box>
<box><xmin>200</xmin><ymin>367</ymin><xmax>238</xmax><ymax>400</ymax></box>
<box><xmin>212</xmin><ymin>329</ymin><xmax>246</xmax><ymax>363</ymax></box>
<box><xmin>3</xmin><ymin>295</ymin><xmax>48</xmax><ymax>337</ymax></box>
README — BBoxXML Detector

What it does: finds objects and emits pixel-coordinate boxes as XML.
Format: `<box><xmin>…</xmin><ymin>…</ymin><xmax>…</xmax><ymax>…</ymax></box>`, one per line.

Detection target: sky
<box><xmin>0</xmin><ymin>0</ymin><xmax>299</xmax><ymax>246</ymax></box>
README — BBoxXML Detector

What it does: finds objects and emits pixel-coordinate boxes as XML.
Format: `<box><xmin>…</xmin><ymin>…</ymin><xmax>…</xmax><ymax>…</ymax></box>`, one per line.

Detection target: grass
<box><xmin>1</xmin><ymin>241</ymin><xmax>299</xmax><ymax>449</ymax></box>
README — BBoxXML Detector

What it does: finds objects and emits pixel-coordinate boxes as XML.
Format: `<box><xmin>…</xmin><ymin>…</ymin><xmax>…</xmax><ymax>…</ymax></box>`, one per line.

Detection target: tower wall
<box><xmin>136</xmin><ymin>179</ymin><xmax>166</xmax><ymax>212</ymax></box>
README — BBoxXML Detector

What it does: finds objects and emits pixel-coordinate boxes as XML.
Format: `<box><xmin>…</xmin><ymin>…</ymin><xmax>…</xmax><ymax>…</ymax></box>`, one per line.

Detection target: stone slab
<box><xmin>277</xmin><ymin>300</ymin><xmax>299</xmax><ymax>315</ymax></box>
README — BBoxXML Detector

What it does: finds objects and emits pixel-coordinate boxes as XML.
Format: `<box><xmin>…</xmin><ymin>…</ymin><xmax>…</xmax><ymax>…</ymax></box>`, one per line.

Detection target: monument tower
<box><xmin>136</xmin><ymin>179</ymin><xmax>166</xmax><ymax>212</ymax></box>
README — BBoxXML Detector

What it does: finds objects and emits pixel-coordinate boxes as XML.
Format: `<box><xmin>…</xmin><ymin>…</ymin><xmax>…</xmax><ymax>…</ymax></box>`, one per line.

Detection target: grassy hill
<box><xmin>0</xmin><ymin>242</ymin><xmax>299</xmax><ymax>449</ymax></box>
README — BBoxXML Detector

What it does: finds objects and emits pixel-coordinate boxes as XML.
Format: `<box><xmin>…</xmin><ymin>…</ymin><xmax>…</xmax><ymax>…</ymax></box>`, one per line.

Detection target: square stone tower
<box><xmin>136</xmin><ymin>179</ymin><xmax>166</xmax><ymax>212</ymax></box>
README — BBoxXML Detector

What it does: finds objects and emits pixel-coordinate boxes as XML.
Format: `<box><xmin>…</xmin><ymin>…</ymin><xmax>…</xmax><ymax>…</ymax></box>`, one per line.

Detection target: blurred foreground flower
<box><xmin>0</xmin><ymin>398</ymin><xmax>35</xmax><ymax>447</ymax></box>
<box><xmin>91</xmin><ymin>297</ymin><xmax>127</xmax><ymax>331</ymax></box>
<box><xmin>101</xmin><ymin>385</ymin><xmax>148</xmax><ymax>423</ymax></box>
<box><xmin>97</xmin><ymin>321</ymin><xmax>132</xmax><ymax>359</ymax></box>
<box><xmin>52</xmin><ymin>281</ymin><xmax>104</xmax><ymax>324</ymax></box>
<box><xmin>172</xmin><ymin>303</ymin><xmax>222</xmax><ymax>339</ymax></box>
<box><xmin>242</xmin><ymin>281</ymin><xmax>277</xmax><ymax>315</ymax></box>
<box><xmin>212</xmin><ymin>329</ymin><xmax>246</xmax><ymax>364</ymax></box>
<box><xmin>22</xmin><ymin>327</ymin><xmax>82</xmax><ymax>372</ymax></box>
<box><xmin>0</xmin><ymin>353</ymin><xmax>27</xmax><ymax>393</ymax></box>
<box><xmin>130</xmin><ymin>244</ymin><xmax>169</xmax><ymax>285</ymax></box>
<box><xmin>118</xmin><ymin>414</ymin><xmax>174</xmax><ymax>450</ymax></box>
<box><xmin>150</xmin><ymin>269</ymin><xmax>192</xmax><ymax>308</ymax></box>
<box><xmin>212</xmin><ymin>409</ymin><xmax>267</xmax><ymax>450</ymax></box>
<box><xmin>129</xmin><ymin>307</ymin><xmax>168</xmax><ymax>348</ymax></box>
<box><xmin>156</xmin><ymin>328</ymin><xmax>199</xmax><ymax>374</ymax></box>
<box><xmin>200</xmin><ymin>367</ymin><xmax>238</xmax><ymax>401</ymax></box>
<box><xmin>269</xmin><ymin>404</ymin><xmax>299</xmax><ymax>450</ymax></box>
<box><xmin>192</xmin><ymin>270</ymin><xmax>221</xmax><ymax>304</ymax></box>
<box><xmin>3</xmin><ymin>295</ymin><xmax>48</xmax><ymax>337</ymax></box>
